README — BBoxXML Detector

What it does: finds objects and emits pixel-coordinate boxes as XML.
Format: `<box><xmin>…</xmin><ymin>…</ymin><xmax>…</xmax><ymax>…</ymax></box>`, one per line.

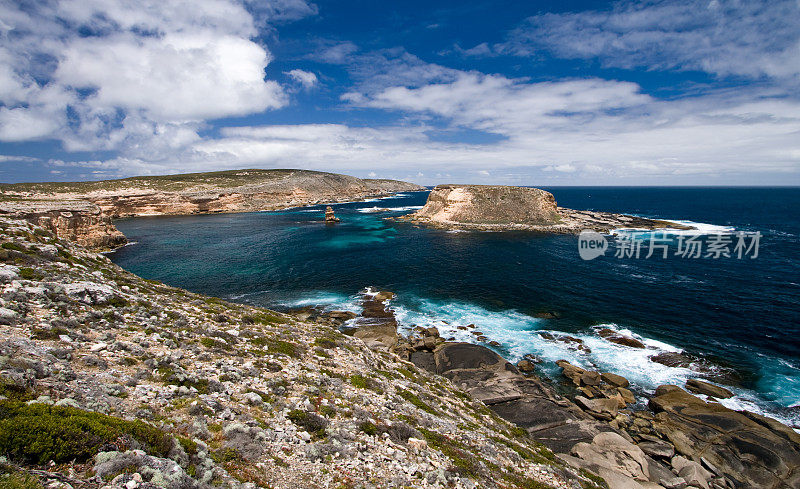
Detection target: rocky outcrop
<box><xmin>648</xmin><ymin>387</ymin><xmax>800</xmax><ymax>488</ymax></box>
<box><xmin>0</xmin><ymin>200</ymin><xmax>126</xmax><ymax>250</ymax></box>
<box><xmin>400</xmin><ymin>184</ymin><xmax>691</xmax><ymax>233</ymax></box>
<box><xmin>0</xmin><ymin>169</ymin><xmax>423</xmax><ymax>249</ymax></box>
<box><xmin>324</xmin><ymin>206</ymin><xmax>340</xmax><ymax>223</ymax></box>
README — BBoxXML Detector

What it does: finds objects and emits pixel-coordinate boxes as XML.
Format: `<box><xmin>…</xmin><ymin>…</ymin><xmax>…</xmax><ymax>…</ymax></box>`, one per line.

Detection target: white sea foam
<box><xmin>612</xmin><ymin>219</ymin><xmax>736</xmax><ymax>237</ymax></box>
<box><xmin>356</xmin><ymin>205</ymin><xmax>423</xmax><ymax>213</ymax></box>
<box><xmin>102</xmin><ymin>241</ymin><xmax>138</xmax><ymax>254</ymax></box>
<box><xmin>286</xmin><ymin>289</ymin><xmax>800</xmax><ymax>428</ymax></box>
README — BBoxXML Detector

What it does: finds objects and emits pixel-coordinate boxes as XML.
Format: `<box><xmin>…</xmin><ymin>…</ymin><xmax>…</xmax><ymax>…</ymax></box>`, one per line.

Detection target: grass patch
<box><xmin>267</xmin><ymin>340</ymin><xmax>302</xmax><ymax>358</ymax></box>
<box><xmin>243</xmin><ymin>310</ymin><xmax>287</xmax><ymax>325</ymax></box>
<box><xmin>1</xmin><ymin>243</ymin><xmax>25</xmax><ymax>252</ymax></box>
<box><xmin>0</xmin><ymin>401</ymin><xmax>173</xmax><ymax>465</ymax></box>
<box><xmin>397</xmin><ymin>389</ymin><xmax>438</xmax><ymax>415</ymax></box>
<box><xmin>0</xmin><ymin>464</ymin><xmax>45</xmax><ymax>489</ymax></box>
<box><xmin>17</xmin><ymin>268</ymin><xmax>39</xmax><ymax>280</ymax></box>
<box><xmin>358</xmin><ymin>421</ymin><xmax>377</xmax><ymax>436</ymax></box>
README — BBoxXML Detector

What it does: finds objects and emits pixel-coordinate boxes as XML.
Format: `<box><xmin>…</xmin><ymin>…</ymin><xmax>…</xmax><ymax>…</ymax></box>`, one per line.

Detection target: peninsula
<box><xmin>0</xmin><ymin>169</ymin><xmax>424</xmax><ymax>250</ymax></box>
<box><xmin>400</xmin><ymin>185</ymin><xmax>690</xmax><ymax>233</ymax></box>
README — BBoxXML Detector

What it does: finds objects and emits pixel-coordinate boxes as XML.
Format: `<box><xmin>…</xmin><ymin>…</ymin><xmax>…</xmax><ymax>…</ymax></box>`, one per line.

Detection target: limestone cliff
<box><xmin>0</xmin><ymin>199</ymin><xmax>126</xmax><ymax>250</ymax></box>
<box><xmin>402</xmin><ymin>184</ymin><xmax>690</xmax><ymax>233</ymax></box>
<box><xmin>0</xmin><ymin>169</ymin><xmax>424</xmax><ymax>249</ymax></box>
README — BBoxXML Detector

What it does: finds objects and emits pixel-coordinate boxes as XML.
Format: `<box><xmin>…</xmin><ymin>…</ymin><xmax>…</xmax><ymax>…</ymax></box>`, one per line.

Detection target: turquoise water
<box><xmin>110</xmin><ymin>188</ymin><xmax>800</xmax><ymax>427</ymax></box>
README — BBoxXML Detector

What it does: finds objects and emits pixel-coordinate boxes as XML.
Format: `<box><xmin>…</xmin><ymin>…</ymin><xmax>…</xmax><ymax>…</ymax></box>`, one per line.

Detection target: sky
<box><xmin>1</xmin><ymin>0</ymin><xmax>799</xmax><ymax>185</ymax></box>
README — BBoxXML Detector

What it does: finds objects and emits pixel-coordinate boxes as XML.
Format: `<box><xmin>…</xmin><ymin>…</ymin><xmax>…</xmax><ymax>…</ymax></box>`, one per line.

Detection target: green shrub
<box><xmin>358</xmin><ymin>421</ymin><xmax>377</xmax><ymax>436</ymax></box>
<box><xmin>107</xmin><ymin>296</ymin><xmax>129</xmax><ymax>308</ymax></box>
<box><xmin>267</xmin><ymin>340</ymin><xmax>301</xmax><ymax>358</ymax></box>
<box><xmin>397</xmin><ymin>389</ymin><xmax>438</xmax><ymax>415</ymax></box>
<box><xmin>0</xmin><ymin>401</ymin><xmax>173</xmax><ymax>464</ymax></box>
<box><xmin>1</xmin><ymin>243</ymin><xmax>25</xmax><ymax>252</ymax></box>
<box><xmin>287</xmin><ymin>410</ymin><xmax>328</xmax><ymax>437</ymax></box>
<box><xmin>17</xmin><ymin>268</ymin><xmax>38</xmax><ymax>280</ymax></box>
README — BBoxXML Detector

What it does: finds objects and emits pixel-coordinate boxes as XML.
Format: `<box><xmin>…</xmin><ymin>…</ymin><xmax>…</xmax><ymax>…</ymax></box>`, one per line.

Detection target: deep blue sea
<box><xmin>110</xmin><ymin>187</ymin><xmax>800</xmax><ymax>427</ymax></box>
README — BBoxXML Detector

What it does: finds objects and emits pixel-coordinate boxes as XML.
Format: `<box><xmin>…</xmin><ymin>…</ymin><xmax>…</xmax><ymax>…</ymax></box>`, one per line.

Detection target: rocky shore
<box><xmin>3</xmin><ymin>201</ymin><xmax>798</xmax><ymax>489</ymax></box>
<box><xmin>0</xmin><ymin>216</ymin><xmax>602</xmax><ymax>489</ymax></box>
<box><xmin>399</xmin><ymin>185</ymin><xmax>691</xmax><ymax>233</ymax></box>
<box><xmin>306</xmin><ymin>291</ymin><xmax>800</xmax><ymax>489</ymax></box>
<box><xmin>0</xmin><ymin>170</ymin><xmax>424</xmax><ymax>251</ymax></box>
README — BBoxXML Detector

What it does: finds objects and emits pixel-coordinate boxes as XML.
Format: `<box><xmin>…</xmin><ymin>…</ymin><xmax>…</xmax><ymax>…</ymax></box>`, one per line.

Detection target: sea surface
<box><xmin>110</xmin><ymin>187</ymin><xmax>800</xmax><ymax>427</ymax></box>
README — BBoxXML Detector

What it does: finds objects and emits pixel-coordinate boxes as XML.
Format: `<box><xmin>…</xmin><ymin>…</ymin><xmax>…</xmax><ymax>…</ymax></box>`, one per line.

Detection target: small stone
<box><xmin>407</xmin><ymin>437</ymin><xmax>427</xmax><ymax>450</ymax></box>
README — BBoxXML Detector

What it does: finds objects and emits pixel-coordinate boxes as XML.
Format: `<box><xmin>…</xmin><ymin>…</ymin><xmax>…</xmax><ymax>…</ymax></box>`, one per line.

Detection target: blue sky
<box><xmin>1</xmin><ymin>0</ymin><xmax>799</xmax><ymax>185</ymax></box>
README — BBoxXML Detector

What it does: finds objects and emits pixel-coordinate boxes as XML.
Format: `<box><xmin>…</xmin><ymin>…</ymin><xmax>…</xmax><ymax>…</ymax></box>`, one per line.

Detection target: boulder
<box><xmin>575</xmin><ymin>396</ymin><xmax>619</xmax><ymax>421</ymax></box>
<box><xmin>638</xmin><ymin>440</ymin><xmax>675</xmax><ymax>459</ymax></box>
<box><xmin>684</xmin><ymin>379</ymin><xmax>733</xmax><ymax>399</ymax></box>
<box><xmin>571</xmin><ymin>432</ymin><xmax>650</xmax><ymax>481</ymax></box>
<box><xmin>602</xmin><ymin>372</ymin><xmax>630</xmax><ymax>388</ymax></box>
<box><xmin>324</xmin><ymin>206</ymin><xmax>340</xmax><ymax>222</ymax></box>
<box><xmin>63</xmin><ymin>281</ymin><xmax>118</xmax><ymax>305</ymax></box>
<box><xmin>581</xmin><ymin>371</ymin><xmax>603</xmax><ymax>387</ymax></box>
<box><xmin>649</xmin><ymin>388</ymin><xmax>800</xmax><ymax>488</ymax></box>
<box><xmin>516</xmin><ymin>359</ymin><xmax>536</xmax><ymax>373</ymax></box>
<box><xmin>354</xmin><ymin>324</ymin><xmax>398</xmax><ymax>349</ymax></box>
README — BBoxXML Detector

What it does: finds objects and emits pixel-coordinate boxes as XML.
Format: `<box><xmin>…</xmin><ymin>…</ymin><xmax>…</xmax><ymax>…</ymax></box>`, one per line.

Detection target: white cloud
<box><xmin>0</xmin><ymin>0</ymin><xmax>312</xmax><ymax>145</ymax></box>
<box><xmin>308</xmin><ymin>40</ymin><xmax>359</xmax><ymax>64</ymax></box>
<box><xmin>285</xmin><ymin>69</ymin><xmax>318</xmax><ymax>89</ymax></box>
<box><xmin>56</xmin><ymin>34</ymin><xmax>285</xmax><ymax>121</ymax></box>
<box><xmin>500</xmin><ymin>0</ymin><xmax>800</xmax><ymax>81</ymax></box>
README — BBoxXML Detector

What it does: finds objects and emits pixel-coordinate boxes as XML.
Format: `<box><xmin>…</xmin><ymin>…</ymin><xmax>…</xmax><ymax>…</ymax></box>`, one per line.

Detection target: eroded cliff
<box><xmin>1</xmin><ymin>169</ymin><xmax>424</xmax><ymax>249</ymax></box>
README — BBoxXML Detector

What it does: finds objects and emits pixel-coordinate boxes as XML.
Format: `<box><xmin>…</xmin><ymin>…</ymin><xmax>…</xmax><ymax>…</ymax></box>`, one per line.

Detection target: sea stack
<box><xmin>325</xmin><ymin>205</ymin><xmax>340</xmax><ymax>223</ymax></box>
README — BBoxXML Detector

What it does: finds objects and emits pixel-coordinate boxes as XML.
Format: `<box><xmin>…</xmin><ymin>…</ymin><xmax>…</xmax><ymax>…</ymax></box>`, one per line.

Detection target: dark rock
<box><xmin>638</xmin><ymin>440</ymin><xmax>675</xmax><ymax>459</ymax></box>
<box><xmin>410</xmin><ymin>351</ymin><xmax>436</xmax><ymax>373</ymax></box>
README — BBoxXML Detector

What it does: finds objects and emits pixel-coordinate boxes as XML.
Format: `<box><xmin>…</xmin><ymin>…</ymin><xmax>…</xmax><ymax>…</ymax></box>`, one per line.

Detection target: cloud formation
<box><xmin>0</xmin><ymin>0</ymin><xmax>306</xmax><ymax>147</ymax></box>
<box><xmin>500</xmin><ymin>0</ymin><xmax>800</xmax><ymax>81</ymax></box>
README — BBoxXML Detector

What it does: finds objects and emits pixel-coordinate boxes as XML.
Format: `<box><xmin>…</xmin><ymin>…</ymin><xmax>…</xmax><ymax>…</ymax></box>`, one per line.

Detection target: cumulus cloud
<box><xmin>0</xmin><ymin>0</ymin><xmax>311</xmax><ymax>146</ymax></box>
<box><xmin>285</xmin><ymin>69</ymin><xmax>318</xmax><ymax>89</ymax></box>
<box><xmin>500</xmin><ymin>0</ymin><xmax>800</xmax><ymax>81</ymax></box>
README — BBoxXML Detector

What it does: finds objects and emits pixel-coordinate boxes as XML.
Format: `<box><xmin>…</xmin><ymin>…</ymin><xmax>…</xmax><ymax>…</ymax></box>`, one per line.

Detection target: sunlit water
<box><xmin>110</xmin><ymin>187</ymin><xmax>800</xmax><ymax>427</ymax></box>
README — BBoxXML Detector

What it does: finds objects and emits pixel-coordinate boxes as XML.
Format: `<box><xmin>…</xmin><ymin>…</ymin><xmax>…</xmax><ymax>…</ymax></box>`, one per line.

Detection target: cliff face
<box><xmin>404</xmin><ymin>184</ymin><xmax>689</xmax><ymax>233</ymax></box>
<box><xmin>0</xmin><ymin>200</ymin><xmax>126</xmax><ymax>250</ymax></box>
<box><xmin>0</xmin><ymin>169</ymin><xmax>425</xmax><ymax>248</ymax></box>
<box><xmin>413</xmin><ymin>185</ymin><xmax>560</xmax><ymax>225</ymax></box>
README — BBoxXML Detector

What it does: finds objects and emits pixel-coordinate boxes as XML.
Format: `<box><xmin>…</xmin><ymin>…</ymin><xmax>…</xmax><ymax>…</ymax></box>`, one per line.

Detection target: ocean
<box><xmin>109</xmin><ymin>187</ymin><xmax>800</xmax><ymax>427</ymax></box>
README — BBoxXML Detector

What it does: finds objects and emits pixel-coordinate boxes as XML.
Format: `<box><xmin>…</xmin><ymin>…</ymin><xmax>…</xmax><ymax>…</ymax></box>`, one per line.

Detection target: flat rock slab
<box><xmin>649</xmin><ymin>388</ymin><xmax>800</xmax><ymax>488</ymax></box>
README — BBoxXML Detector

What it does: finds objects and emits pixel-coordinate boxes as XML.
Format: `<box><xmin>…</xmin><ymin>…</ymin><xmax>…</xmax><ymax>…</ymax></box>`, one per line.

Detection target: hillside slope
<box><xmin>0</xmin><ymin>216</ymin><xmax>597</xmax><ymax>489</ymax></box>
